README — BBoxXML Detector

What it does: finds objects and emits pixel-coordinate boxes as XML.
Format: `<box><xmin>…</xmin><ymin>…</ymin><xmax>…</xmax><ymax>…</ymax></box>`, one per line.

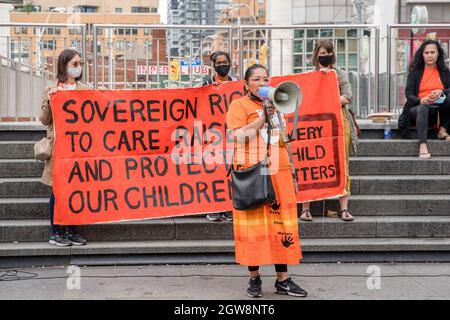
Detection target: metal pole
<box><xmin>145</xmin><ymin>37</ymin><xmax>149</xmax><ymax>89</ymax></box>
<box><xmin>108</xmin><ymin>28</ymin><xmax>113</xmax><ymax>89</ymax></box>
<box><xmin>93</xmin><ymin>25</ymin><xmax>98</xmax><ymax>88</ymax></box>
<box><xmin>6</xmin><ymin>36</ymin><xmax>10</xmax><ymax>117</ymax></box>
<box><xmin>387</xmin><ymin>25</ymin><xmax>391</xmax><ymax>112</ymax></box>
<box><xmin>239</xmin><ymin>26</ymin><xmax>244</xmax><ymax>79</ymax></box>
<box><xmin>82</xmin><ymin>26</ymin><xmax>87</xmax><ymax>84</ymax></box>
<box><xmin>178</xmin><ymin>40</ymin><xmax>182</xmax><ymax>87</ymax></box>
<box><xmin>280</xmin><ymin>38</ymin><xmax>283</xmax><ymax>75</ymax></box>
<box><xmin>16</xmin><ymin>38</ymin><xmax>21</xmax><ymax>120</ymax></box>
<box><xmin>135</xmin><ymin>36</ymin><xmax>138</xmax><ymax>89</ymax></box>
<box><xmin>375</xmin><ymin>27</ymin><xmax>380</xmax><ymax>113</ymax></box>
<box><xmin>157</xmin><ymin>39</ymin><xmax>160</xmax><ymax>88</ymax></box>
<box><xmin>124</xmin><ymin>38</ymin><xmax>128</xmax><ymax>88</ymax></box>
<box><xmin>189</xmin><ymin>39</ymin><xmax>193</xmax><ymax>88</ymax></box>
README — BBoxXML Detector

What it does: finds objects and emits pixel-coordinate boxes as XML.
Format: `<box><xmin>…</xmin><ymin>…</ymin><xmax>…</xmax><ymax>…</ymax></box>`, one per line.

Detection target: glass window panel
<box><xmin>335</xmin><ymin>29</ymin><xmax>346</xmax><ymax>37</ymax></box>
<box><xmin>347</xmin><ymin>29</ymin><xmax>357</xmax><ymax>37</ymax></box>
<box><xmin>306</xmin><ymin>54</ymin><xmax>313</xmax><ymax>67</ymax></box>
<box><xmin>293</xmin><ymin>40</ymin><xmax>303</xmax><ymax>53</ymax></box>
<box><xmin>337</xmin><ymin>39</ymin><xmax>345</xmax><ymax>52</ymax></box>
<box><xmin>293</xmin><ymin>54</ymin><xmax>303</xmax><ymax>67</ymax></box>
<box><xmin>306</xmin><ymin>40</ymin><xmax>314</xmax><ymax>52</ymax></box>
<box><xmin>307</xmin><ymin>29</ymin><xmax>318</xmax><ymax>38</ymax></box>
<box><xmin>294</xmin><ymin>29</ymin><xmax>304</xmax><ymax>38</ymax></box>
<box><xmin>337</xmin><ymin>53</ymin><xmax>345</xmax><ymax>66</ymax></box>
<box><xmin>320</xmin><ymin>29</ymin><xmax>333</xmax><ymax>38</ymax></box>
<box><xmin>348</xmin><ymin>39</ymin><xmax>357</xmax><ymax>52</ymax></box>
<box><xmin>348</xmin><ymin>53</ymin><xmax>358</xmax><ymax>66</ymax></box>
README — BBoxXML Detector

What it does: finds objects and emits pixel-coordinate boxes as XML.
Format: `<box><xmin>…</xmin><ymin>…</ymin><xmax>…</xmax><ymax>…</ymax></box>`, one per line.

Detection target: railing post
<box><xmin>93</xmin><ymin>25</ymin><xmax>98</xmax><ymax>88</ymax></box>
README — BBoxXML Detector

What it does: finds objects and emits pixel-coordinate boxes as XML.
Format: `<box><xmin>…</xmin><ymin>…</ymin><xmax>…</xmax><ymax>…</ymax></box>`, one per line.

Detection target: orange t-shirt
<box><xmin>226</xmin><ymin>96</ymin><xmax>291</xmax><ymax>171</ymax></box>
<box><xmin>418</xmin><ymin>66</ymin><xmax>444</xmax><ymax>99</ymax></box>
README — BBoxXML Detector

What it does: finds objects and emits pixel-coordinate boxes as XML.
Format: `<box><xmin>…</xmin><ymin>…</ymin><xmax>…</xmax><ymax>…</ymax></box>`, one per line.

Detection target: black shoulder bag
<box><xmin>227</xmin><ymin>107</ymin><xmax>276</xmax><ymax>210</ymax></box>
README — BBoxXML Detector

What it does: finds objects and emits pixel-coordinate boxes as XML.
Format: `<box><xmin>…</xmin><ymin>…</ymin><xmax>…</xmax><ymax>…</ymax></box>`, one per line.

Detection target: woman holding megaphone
<box><xmin>299</xmin><ymin>39</ymin><xmax>358</xmax><ymax>222</ymax></box>
<box><xmin>226</xmin><ymin>64</ymin><xmax>307</xmax><ymax>298</ymax></box>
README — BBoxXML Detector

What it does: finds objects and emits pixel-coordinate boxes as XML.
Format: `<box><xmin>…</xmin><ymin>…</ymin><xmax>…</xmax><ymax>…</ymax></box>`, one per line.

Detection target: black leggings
<box><xmin>410</xmin><ymin>98</ymin><xmax>450</xmax><ymax>143</ymax></box>
<box><xmin>248</xmin><ymin>264</ymin><xmax>288</xmax><ymax>273</ymax></box>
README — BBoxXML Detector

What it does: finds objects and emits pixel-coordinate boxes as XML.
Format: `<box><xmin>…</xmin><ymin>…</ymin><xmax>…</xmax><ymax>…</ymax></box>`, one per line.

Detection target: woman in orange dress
<box><xmin>226</xmin><ymin>64</ymin><xmax>307</xmax><ymax>298</ymax></box>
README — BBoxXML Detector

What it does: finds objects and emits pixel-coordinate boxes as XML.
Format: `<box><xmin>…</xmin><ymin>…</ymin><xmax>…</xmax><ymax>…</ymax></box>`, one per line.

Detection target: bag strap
<box><xmin>227</xmin><ymin>105</ymin><xmax>271</xmax><ymax>177</ymax></box>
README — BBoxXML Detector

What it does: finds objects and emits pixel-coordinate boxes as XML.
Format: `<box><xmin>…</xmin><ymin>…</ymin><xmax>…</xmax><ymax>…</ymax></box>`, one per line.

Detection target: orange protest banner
<box><xmin>272</xmin><ymin>71</ymin><xmax>346</xmax><ymax>202</ymax></box>
<box><xmin>51</xmin><ymin>72</ymin><xmax>345</xmax><ymax>225</ymax></box>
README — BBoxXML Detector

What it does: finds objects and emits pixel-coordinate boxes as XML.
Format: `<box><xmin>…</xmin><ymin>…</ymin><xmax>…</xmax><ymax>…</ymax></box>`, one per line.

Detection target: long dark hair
<box><xmin>409</xmin><ymin>40</ymin><xmax>449</xmax><ymax>72</ymax></box>
<box><xmin>56</xmin><ymin>49</ymin><xmax>82</xmax><ymax>83</ymax></box>
<box><xmin>312</xmin><ymin>39</ymin><xmax>336</xmax><ymax>69</ymax></box>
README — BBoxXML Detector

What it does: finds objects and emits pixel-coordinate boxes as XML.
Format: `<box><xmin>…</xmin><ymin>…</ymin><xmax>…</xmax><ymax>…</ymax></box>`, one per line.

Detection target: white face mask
<box><xmin>67</xmin><ymin>66</ymin><xmax>82</xmax><ymax>79</ymax></box>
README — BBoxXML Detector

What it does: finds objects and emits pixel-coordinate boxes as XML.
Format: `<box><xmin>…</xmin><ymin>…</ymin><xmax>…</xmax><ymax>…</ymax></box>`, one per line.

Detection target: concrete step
<box><xmin>1</xmin><ymin>216</ymin><xmax>449</xmax><ymax>243</ymax></box>
<box><xmin>0</xmin><ymin>159</ymin><xmax>44</xmax><ymax>178</ymax></box>
<box><xmin>1</xmin><ymin>238</ymin><xmax>450</xmax><ymax>267</ymax></box>
<box><xmin>0</xmin><ymin>141</ymin><xmax>36</xmax><ymax>159</ymax></box>
<box><xmin>0</xmin><ymin>123</ymin><xmax>45</xmax><ymax>142</ymax></box>
<box><xmin>309</xmin><ymin>195</ymin><xmax>450</xmax><ymax>216</ymax></box>
<box><xmin>351</xmin><ymin>175</ymin><xmax>450</xmax><ymax>195</ymax></box>
<box><xmin>2</xmin><ymin>139</ymin><xmax>450</xmax><ymax>161</ymax></box>
<box><xmin>1</xmin><ymin>156</ymin><xmax>449</xmax><ymax>179</ymax></box>
<box><xmin>349</xmin><ymin>157</ymin><xmax>450</xmax><ymax>175</ymax></box>
<box><xmin>357</xmin><ymin>140</ymin><xmax>450</xmax><ymax>157</ymax></box>
<box><xmin>1</xmin><ymin>195</ymin><xmax>450</xmax><ymax>220</ymax></box>
<box><xmin>2</xmin><ymin>173</ymin><xmax>450</xmax><ymax>198</ymax></box>
<box><xmin>0</xmin><ymin>178</ymin><xmax>51</xmax><ymax>198</ymax></box>
<box><xmin>0</xmin><ymin>198</ymin><xmax>49</xmax><ymax>219</ymax></box>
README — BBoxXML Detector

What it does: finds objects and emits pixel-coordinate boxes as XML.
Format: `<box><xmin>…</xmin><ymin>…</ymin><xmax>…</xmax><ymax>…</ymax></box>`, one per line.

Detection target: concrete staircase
<box><xmin>1</xmin><ymin>123</ymin><xmax>450</xmax><ymax>267</ymax></box>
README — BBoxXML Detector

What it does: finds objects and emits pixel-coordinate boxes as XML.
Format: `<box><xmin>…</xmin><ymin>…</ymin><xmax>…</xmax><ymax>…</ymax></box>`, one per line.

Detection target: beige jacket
<box><xmin>40</xmin><ymin>82</ymin><xmax>92</xmax><ymax>186</ymax></box>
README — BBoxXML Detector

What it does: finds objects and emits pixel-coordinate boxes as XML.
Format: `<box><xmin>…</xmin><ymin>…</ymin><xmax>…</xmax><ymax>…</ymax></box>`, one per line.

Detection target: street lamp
<box><xmin>36</xmin><ymin>7</ymin><xmax>66</xmax><ymax>73</ymax></box>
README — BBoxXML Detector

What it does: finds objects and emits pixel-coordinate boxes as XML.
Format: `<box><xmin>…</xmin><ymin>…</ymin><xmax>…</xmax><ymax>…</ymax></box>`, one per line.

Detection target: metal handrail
<box><xmin>92</xmin><ymin>24</ymin><xmax>233</xmax><ymax>88</ymax></box>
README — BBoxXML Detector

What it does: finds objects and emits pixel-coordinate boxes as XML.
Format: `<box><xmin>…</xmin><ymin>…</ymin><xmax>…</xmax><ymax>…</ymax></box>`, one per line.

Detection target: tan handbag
<box><xmin>34</xmin><ymin>137</ymin><xmax>52</xmax><ymax>161</ymax></box>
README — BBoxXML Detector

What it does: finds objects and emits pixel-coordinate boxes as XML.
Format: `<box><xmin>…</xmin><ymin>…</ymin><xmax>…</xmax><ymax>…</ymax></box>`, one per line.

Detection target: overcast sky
<box><xmin>159</xmin><ymin>0</ymin><xmax>167</xmax><ymax>24</ymax></box>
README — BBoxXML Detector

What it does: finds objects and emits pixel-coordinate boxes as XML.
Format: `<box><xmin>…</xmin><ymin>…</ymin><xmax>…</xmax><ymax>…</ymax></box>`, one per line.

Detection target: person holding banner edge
<box><xmin>300</xmin><ymin>39</ymin><xmax>358</xmax><ymax>222</ymax></box>
<box><xmin>40</xmin><ymin>49</ymin><xmax>91</xmax><ymax>246</ymax></box>
<box><xmin>203</xmin><ymin>51</ymin><xmax>238</xmax><ymax>222</ymax></box>
<box><xmin>226</xmin><ymin>64</ymin><xmax>307</xmax><ymax>298</ymax></box>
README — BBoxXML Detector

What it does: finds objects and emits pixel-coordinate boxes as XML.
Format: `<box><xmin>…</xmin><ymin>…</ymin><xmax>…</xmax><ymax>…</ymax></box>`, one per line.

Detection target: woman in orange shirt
<box><xmin>398</xmin><ymin>40</ymin><xmax>450</xmax><ymax>159</ymax></box>
<box><xmin>226</xmin><ymin>64</ymin><xmax>307</xmax><ymax>298</ymax></box>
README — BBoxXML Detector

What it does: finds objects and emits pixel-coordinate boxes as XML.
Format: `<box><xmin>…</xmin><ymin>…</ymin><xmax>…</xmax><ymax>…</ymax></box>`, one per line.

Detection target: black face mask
<box><xmin>318</xmin><ymin>55</ymin><xmax>334</xmax><ymax>67</ymax></box>
<box><xmin>215</xmin><ymin>64</ymin><xmax>231</xmax><ymax>77</ymax></box>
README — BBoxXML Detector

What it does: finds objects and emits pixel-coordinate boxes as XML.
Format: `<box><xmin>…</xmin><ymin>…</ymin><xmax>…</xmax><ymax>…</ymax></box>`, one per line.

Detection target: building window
<box><xmin>292</xmin><ymin>28</ymin><xmax>360</xmax><ymax>73</ymax></box>
<box><xmin>71</xmin><ymin>40</ymin><xmax>82</xmax><ymax>49</ymax></box>
<box><xmin>43</xmin><ymin>40</ymin><xmax>56</xmax><ymax>50</ymax></box>
<box><xmin>151</xmin><ymin>8</ymin><xmax>158</xmax><ymax>13</ymax></box>
<box><xmin>132</xmin><ymin>7</ymin><xmax>150</xmax><ymax>13</ymax></box>
<box><xmin>10</xmin><ymin>39</ymin><xmax>30</xmax><ymax>64</ymax></box>
<box><xmin>14</xmin><ymin>27</ymin><xmax>28</xmax><ymax>35</ymax></box>
<box><xmin>74</xmin><ymin>6</ymin><xmax>98</xmax><ymax>13</ymax></box>
<box><xmin>116</xmin><ymin>40</ymin><xmax>124</xmax><ymax>51</ymax></box>
<box><xmin>115</xmin><ymin>8</ymin><xmax>123</xmax><ymax>13</ymax></box>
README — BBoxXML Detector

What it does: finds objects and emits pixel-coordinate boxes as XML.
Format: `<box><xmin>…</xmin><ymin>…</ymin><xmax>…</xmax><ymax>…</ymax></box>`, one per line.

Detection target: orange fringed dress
<box><xmin>226</xmin><ymin>96</ymin><xmax>302</xmax><ymax>266</ymax></box>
